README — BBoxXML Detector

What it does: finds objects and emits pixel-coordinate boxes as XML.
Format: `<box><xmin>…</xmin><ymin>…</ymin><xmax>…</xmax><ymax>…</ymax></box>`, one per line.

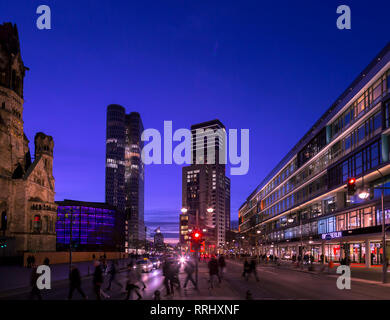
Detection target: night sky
<box><xmin>1</xmin><ymin>1</ymin><xmax>389</xmax><ymax>243</ymax></box>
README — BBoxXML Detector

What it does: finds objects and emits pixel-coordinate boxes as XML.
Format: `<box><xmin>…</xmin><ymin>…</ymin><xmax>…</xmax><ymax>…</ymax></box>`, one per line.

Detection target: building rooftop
<box><xmin>191</xmin><ymin>119</ymin><xmax>225</xmax><ymax>130</ymax></box>
<box><xmin>56</xmin><ymin>199</ymin><xmax>117</xmax><ymax>210</ymax></box>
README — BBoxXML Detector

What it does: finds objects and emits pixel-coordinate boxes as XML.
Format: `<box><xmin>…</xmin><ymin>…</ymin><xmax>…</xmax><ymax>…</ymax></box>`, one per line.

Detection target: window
<box><xmin>337</xmin><ymin>214</ymin><xmax>345</xmax><ymax>231</ymax></box>
<box><xmin>345</xmin><ymin>135</ymin><xmax>351</xmax><ymax>151</ymax></box>
<box><xmin>358</xmin><ymin>124</ymin><xmax>365</xmax><ymax>143</ymax></box>
<box><xmin>0</xmin><ymin>211</ymin><xmax>7</xmax><ymax>231</ymax></box>
<box><xmin>357</xmin><ymin>94</ymin><xmax>365</xmax><ymax>114</ymax></box>
<box><xmin>373</xmin><ymin>112</ymin><xmax>382</xmax><ymax>132</ymax></box>
<box><xmin>373</xmin><ymin>79</ymin><xmax>382</xmax><ymax>101</ymax></box>
<box><xmin>344</xmin><ymin>111</ymin><xmax>351</xmax><ymax>127</ymax></box>
<box><xmin>33</xmin><ymin>215</ymin><xmax>42</xmax><ymax>232</ymax></box>
<box><xmin>362</xmin><ymin>207</ymin><xmax>374</xmax><ymax>228</ymax></box>
<box><xmin>385</xmin><ymin>100</ymin><xmax>390</xmax><ymax>129</ymax></box>
<box><xmin>348</xmin><ymin>211</ymin><xmax>360</xmax><ymax>229</ymax></box>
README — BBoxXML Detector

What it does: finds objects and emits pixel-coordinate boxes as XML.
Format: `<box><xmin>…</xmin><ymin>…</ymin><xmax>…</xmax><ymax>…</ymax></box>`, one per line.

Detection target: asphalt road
<box><xmin>3</xmin><ymin>259</ymin><xmax>390</xmax><ymax>300</ymax></box>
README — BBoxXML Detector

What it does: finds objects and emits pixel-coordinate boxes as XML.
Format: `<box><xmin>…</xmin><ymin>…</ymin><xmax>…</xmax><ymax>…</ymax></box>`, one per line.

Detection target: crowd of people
<box><xmin>27</xmin><ymin>253</ymin><xmax>263</xmax><ymax>300</ymax></box>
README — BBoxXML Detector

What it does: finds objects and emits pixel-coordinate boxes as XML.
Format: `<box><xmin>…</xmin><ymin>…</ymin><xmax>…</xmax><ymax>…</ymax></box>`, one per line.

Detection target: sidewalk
<box><xmin>0</xmin><ymin>258</ymin><xmax>128</xmax><ymax>296</ymax></box>
<box><xmin>229</xmin><ymin>258</ymin><xmax>390</xmax><ymax>285</ymax></box>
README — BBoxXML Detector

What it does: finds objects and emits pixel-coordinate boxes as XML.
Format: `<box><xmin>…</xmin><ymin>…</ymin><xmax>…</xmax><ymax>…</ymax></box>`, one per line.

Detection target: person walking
<box><xmin>208</xmin><ymin>256</ymin><xmax>220</xmax><ymax>288</ymax></box>
<box><xmin>106</xmin><ymin>260</ymin><xmax>123</xmax><ymax>291</ymax></box>
<box><xmin>27</xmin><ymin>255</ymin><xmax>32</xmax><ymax>268</ymax></box>
<box><xmin>92</xmin><ymin>260</ymin><xmax>103</xmax><ymax>300</ymax></box>
<box><xmin>162</xmin><ymin>258</ymin><xmax>172</xmax><ymax>296</ymax></box>
<box><xmin>242</xmin><ymin>259</ymin><xmax>251</xmax><ymax>281</ymax></box>
<box><xmin>249</xmin><ymin>259</ymin><xmax>259</xmax><ymax>282</ymax></box>
<box><xmin>124</xmin><ymin>263</ymin><xmax>142</xmax><ymax>300</ymax></box>
<box><xmin>68</xmin><ymin>265</ymin><xmax>87</xmax><ymax>300</ymax></box>
<box><xmin>168</xmin><ymin>260</ymin><xmax>181</xmax><ymax>295</ymax></box>
<box><xmin>43</xmin><ymin>257</ymin><xmax>50</xmax><ymax>266</ymax></box>
<box><xmin>183</xmin><ymin>257</ymin><xmax>196</xmax><ymax>289</ymax></box>
<box><xmin>135</xmin><ymin>263</ymin><xmax>147</xmax><ymax>291</ymax></box>
<box><xmin>29</xmin><ymin>265</ymin><xmax>42</xmax><ymax>300</ymax></box>
<box><xmin>218</xmin><ymin>255</ymin><xmax>226</xmax><ymax>281</ymax></box>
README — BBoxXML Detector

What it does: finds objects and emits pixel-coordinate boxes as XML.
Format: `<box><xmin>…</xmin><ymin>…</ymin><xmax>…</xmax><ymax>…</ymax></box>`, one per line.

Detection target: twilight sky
<box><xmin>1</xmin><ymin>1</ymin><xmax>389</xmax><ymax>243</ymax></box>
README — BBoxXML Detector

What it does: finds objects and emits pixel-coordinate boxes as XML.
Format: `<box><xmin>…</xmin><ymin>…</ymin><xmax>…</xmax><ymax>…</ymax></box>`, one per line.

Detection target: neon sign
<box><xmin>321</xmin><ymin>232</ymin><xmax>342</xmax><ymax>240</ymax></box>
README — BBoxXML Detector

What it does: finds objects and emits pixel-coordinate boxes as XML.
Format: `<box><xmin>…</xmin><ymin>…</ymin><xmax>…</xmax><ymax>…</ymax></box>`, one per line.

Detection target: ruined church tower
<box><xmin>0</xmin><ymin>23</ymin><xmax>57</xmax><ymax>258</ymax></box>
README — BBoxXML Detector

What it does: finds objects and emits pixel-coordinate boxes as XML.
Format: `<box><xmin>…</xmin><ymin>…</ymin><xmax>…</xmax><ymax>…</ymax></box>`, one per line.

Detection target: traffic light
<box><xmin>190</xmin><ymin>229</ymin><xmax>203</xmax><ymax>252</ymax></box>
<box><xmin>347</xmin><ymin>177</ymin><xmax>356</xmax><ymax>195</ymax></box>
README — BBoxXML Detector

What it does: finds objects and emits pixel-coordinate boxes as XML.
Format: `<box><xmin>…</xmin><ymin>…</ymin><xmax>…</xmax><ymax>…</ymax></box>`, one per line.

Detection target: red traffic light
<box><xmin>190</xmin><ymin>229</ymin><xmax>203</xmax><ymax>241</ymax></box>
<box><xmin>347</xmin><ymin>177</ymin><xmax>357</xmax><ymax>195</ymax></box>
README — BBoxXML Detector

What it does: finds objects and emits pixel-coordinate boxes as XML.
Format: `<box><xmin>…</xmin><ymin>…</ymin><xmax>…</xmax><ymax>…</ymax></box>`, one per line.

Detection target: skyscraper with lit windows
<box><xmin>105</xmin><ymin>106</ymin><xmax>145</xmax><ymax>252</ymax></box>
<box><xmin>180</xmin><ymin>120</ymin><xmax>231</xmax><ymax>252</ymax></box>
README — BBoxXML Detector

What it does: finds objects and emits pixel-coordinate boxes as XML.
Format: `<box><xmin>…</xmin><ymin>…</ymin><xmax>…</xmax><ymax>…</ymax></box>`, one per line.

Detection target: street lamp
<box><xmin>358</xmin><ymin>176</ymin><xmax>370</xmax><ymax>200</ymax></box>
<box><xmin>207</xmin><ymin>208</ymin><xmax>214</xmax><ymax>213</ymax></box>
<box><xmin>358</xmin><ymin>190</ymin><xmax>370</xmax><ymax>200</ymax></box>
<box><xmin>181</xmin><ymin>208</ymin><xmax>188</xmax><ymax>213</ymax></box>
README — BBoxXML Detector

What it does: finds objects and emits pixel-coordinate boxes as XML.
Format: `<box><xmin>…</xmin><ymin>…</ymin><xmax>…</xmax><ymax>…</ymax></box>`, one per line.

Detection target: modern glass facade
<box><xmin>56</xmin><ymin>200</ymin><xmax>118</xmax><ymax>251</ymax></box>
<box><xmin>125</xmin><ymin>112</ymin><xmax>145</xmax><ymax>248</ymax></box>
<box><xmin>105</xmin><ymin>104</ymin><xmax>126</xmax><ymax>212</ymax></box>
<box><xmin>239</xmin><ymin>43</ymin><xmax>390</xmax><ymax>266</ymax></box>
<box><xmin>105</xmin><ymin>106</ymin><xmax>145</xmax><ymax>252</ymax></box>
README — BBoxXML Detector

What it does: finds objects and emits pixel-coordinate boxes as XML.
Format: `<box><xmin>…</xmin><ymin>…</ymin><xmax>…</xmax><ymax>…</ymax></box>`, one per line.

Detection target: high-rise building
<box><xmin>105</xmin><ymin>108</ymin><xmax>145</xmax><ymax>252</ymax></box>
<box><xmin>105</xmin><ymin>105</ymin><xmax>126</xmax><ymax>212</ymax></box>
<box><xmin>180</xmin><ymin>120</ymin><xmax>231</xmax><ymax>252</ymax></box>
<box><xmin>125</xmin><ymin>112</ymin><xmax>145</xmax><ymax>248</ymax></box>
<box><xmin>239</xmin><ymin>43</ymin><xmax>390</xmax><ymax>266</ymax></box>
<box><xmin>0</xmin><ymin>23</ymin><xmax>57</xmax><ymax>257</ymax></box>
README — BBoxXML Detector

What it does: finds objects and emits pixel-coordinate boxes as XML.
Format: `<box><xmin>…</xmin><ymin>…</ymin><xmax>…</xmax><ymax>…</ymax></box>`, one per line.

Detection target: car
<box><xmin>136</xmin><ymin>259</ymin><xmax>153</xmax><ymax>273</ymax></box>
<box><xmin>149</xmin><ymin>257</ymin><xmax>161</xmax><ymax>269</ymax></box>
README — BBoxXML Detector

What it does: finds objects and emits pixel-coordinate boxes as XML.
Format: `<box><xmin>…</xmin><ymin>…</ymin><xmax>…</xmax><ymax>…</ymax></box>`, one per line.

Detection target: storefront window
<box><xmin>347</xmin><ymin>243</ymin><xmax>364</xmax><ymax>263</ymax></box>
<box><xmin>336</xmin><ymin>214</ymin><xmax>346</xmax><ymax>231</ymax></box>
<box><xmin>324</xmin><ymin>244</ymin><xmax>340</xmax><ymax>262</ymax></box>
<box><xmin>370</xmin><ymin>242</ymin><xmax>383</xmax><ymax>265</ymax></box>
<box><xmin>348</xmin><ymin>211</ymin><xmax>360</xmax><ymax>229</ymax></box>
<box><xmin>362</xmin><ymin>207</ymin><xmax>375</xmax><ymax>227</ymax></box>
<box><xmin>376</xmin><ymin>209</ymin><xmax>390</xmax><ymax>225</ymax></box>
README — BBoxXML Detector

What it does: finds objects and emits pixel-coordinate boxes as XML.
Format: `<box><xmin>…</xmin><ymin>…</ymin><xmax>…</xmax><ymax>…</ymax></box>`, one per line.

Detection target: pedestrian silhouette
<box><xmin>68</xmin><ymin>264</ymin><xmax>87</xmax><ymax>300</ymax></box>
<box><xmin>154</xmin><ymin>290</ymin><xmax>161</xmax><ymax>300</ymax></box>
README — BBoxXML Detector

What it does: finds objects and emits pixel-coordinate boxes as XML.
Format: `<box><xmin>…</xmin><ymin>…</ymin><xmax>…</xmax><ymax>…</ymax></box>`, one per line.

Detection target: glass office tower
<box><xmin>106</xmin><ymin>106</ymin><xmax>145</xmax><ymax>252</ymax></box>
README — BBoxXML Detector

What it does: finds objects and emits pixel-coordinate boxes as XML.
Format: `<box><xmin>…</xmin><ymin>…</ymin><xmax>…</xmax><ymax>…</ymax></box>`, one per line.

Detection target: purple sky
<box><xmin>1</xmin><ymin>0</ymin><xmax>389</xmax><ymax>243</ymax></box>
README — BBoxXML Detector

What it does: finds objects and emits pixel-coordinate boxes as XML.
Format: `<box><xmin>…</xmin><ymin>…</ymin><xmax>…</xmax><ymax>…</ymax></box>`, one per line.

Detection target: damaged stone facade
<box><xmin>0</xmin><ymin>23</ymin><xmax>57</xmax><ymax>256</ymax></box>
